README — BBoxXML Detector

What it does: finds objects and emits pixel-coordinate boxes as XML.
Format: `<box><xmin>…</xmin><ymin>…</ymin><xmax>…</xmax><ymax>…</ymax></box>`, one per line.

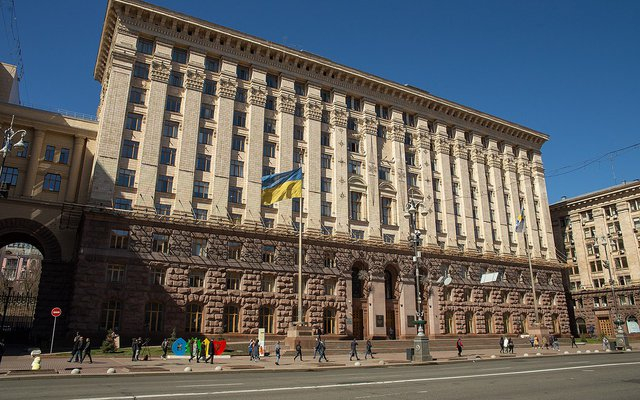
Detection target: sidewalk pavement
<box><xmin>0</xmin><ymin>342</ymin><xmax>626</xmax><ymax>377</ymax></box>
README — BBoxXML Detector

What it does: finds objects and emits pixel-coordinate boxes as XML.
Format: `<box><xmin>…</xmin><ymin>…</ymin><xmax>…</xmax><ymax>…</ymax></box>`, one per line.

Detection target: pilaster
<box><xmin>434</xmin><ymin>122</ymin><xmax>456</xmax><ymax>249</ymax></box>
<box><xmin>471</xmin><ymin>136</ymin><xmax>493</xmax><ymax>253</ymax></box>
<box><xmin>503</xmin><ymin>144</ymin><xmax>524</xmax><ymax>256</ymax></box>
<box><xmin>244</xmin><ymin>70</ymin><xmax>266</xmax><ymax>224</ymax></box>
<box><xmin>331</xmin><ymin>92</ymin><xmax>349</xmax><ymax>236</ymax></box>
<box><xmin>65</xmin><ymin>135</ymin><xmax>86</xmax><ymax>203</ymax></box>
<box><xmin>363</xmin><ymin>101</ymin><xmax>381</xmax><ymax>240</ymax></box>
<box><xmin>453</xmin><ymin>128</ymin><xmax>475</xmax><ymax>250</ymax></box>
<box><xmin>518</xmin><ymin>151</ymin><xmax>542</xmax><ymax>258</ymax></box>
<box><xmin>416</xmin><ymin>118</ymin><xmax>437</xmax><ymax>246</ymax></box>
<box><xmin>487</xmin><ymin>138</ymin><xmax>510</xmax><ymax>254</ymax></box>
<box><xmin>532</xmin><ymin>151</ymin><xmax>556</xmax><ymax>260</ymax></box>
<box><xmin>390</xmin><ymin>111</ymin><xmax>410</xmax><ymax>243</ymax></box>
<box><xmin>22</xmin><ymin>129</ymin><xmax>45</xmax><ymax>197</ymax></box>
<box><xmin>305</xmin><ymin>85</ymin><xmax>323</xmax><ymax>233</ymax></box>
<box><xmin>276</xmin><ymin>76</ymin><xmax>295</xmax><ymax>227</ymax></box>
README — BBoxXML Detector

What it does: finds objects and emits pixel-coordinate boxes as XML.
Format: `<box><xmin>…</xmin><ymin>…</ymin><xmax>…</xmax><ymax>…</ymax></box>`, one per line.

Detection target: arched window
<box><xmin>185</xmin><ymin>303</ymin><xmax>203</xmax><ymax>333</ymax></box>
<box><xmin>576</xmin><ymin>318</ymin><xmax>587</xmax><ymax>335</ymax></box>
<box><xmin>444</xmin><ymin>311</ymin><xmax>454</xmax><ymax>334</ymax></box>
<box><xmin>384</xmin><ymin>270</ymin><xmax>395</xmax><ymax>300</ymax></box>
<box><xmin>323</xmin><ymin>308</ymin><xmax>336</xmax><ymax>334</ymax></box>
<box><xmin>223</xmin><ymin>305</ymin><xmax>240</xmax><ymax>333</ymax></box>
<box><xmin>144</xmin><ymin>302</ymin><xmax>164</xmax><ymax>332</ymax></box>
<box><xmin>352</xmin><ymin>267</ymin><xmax>363</xmax><ymax>298</ymax></box>
<box><xmin>465</xmin><ymin>311</ymin><xmax>475</xmax><ymax>334</ymax></box>
<box><xmin>100</xmin><ymin>300</ymin><xmax>121</xmax><ymax>331</ymax></box>
<box><xmin>503</xmin><ymin>312</ymin><xmax>512</xmax><ymax>334</ymax></box>
<box><xmin>259</xmin><ymin>306</ymin><xmax>274</xmax><ymax>333</ymax></box>
<box><xmin>626</xmin><ymin>316</ymin><xmax>639</xmax><ymax>334</ymax></box>
<box><xmin>484</xmin><ymin>312</ymin><xmax>493</xmax><ymax>334</ymax></box>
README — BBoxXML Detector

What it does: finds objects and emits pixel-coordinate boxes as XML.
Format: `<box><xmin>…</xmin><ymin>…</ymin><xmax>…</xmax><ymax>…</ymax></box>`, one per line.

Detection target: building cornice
<box><xmin>550</xmin><ymin>181</ymin><xmax>640</xmax><ymax>212</ymax></box>
<box><xmin>0</xmin><ymin>102</ymin><xmax>98</xmax><ymax>139</ymax></box>
<box><xmin>95</xmin><ymin>0</ymin><xmax>550</xmax><ymax>149</ymax></box>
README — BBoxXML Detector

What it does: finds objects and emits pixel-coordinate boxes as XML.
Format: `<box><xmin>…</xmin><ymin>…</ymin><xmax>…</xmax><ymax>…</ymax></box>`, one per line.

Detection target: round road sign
<box><xmin>51</xmin><ymin>307</ymin><xmax>62</xmax><ymax>318</ymax></box>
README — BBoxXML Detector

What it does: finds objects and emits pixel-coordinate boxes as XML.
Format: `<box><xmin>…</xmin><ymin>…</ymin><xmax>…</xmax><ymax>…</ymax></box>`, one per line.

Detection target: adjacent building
<box><xmin>551</xmin><ymin>181</ymin><xmax>640</xmax><ymax>337</ymax></box>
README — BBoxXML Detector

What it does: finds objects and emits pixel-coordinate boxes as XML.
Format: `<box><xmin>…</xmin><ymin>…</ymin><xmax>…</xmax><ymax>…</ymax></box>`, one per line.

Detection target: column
<box><xmin>304</xmin><ymin>85</ymin><xmax>323</xmax><ymax>233</ymax></box>
<box><xmin>434</xmin><ymin>122</ymin><xmax>456</xmax><ymax>249</ymax></box>
<box><xmin>244</xmin><ymin>70</ymin><xmax>266</xmax><ymax>224</ymax></box>
<box><xmin>174</xmin><ymin>54</ymin><xmax>205</xmax><ymax>216</ymax></box>
<box><xmin>471</xmin><ymin>136</ymin><xmax>493</xmax><ymax>253</ymax></box>
<box><xmin>532</xmin><ymin>152</ymin><xmax>556</xmax><ymax>260</ymax></box>
<box><xmin>135</xmin><ymin>41</ymin><xmax>172</xmax><ymax>210</ymax></box>
<box><xmin>390</xmin><ymin>114</ymin><xmax>410</xmax><ymax>242</ymax></box>
<box><xmin>487</xmin><ymin>139</ymin><xmax>510</xmax><ymax>253</ymax></box>
<box><xmin>64</xmin><ymin>135</ymin><xmax>86</xmax><ymax>202</ymax></box>
<box><xmin>330</xmin><ymin>93</ymin><xmax>349</xmax><ymax>237</ymax></box>
<box><xmin>362</xmin><ymin>101</ymin><xmax>381</xmax><ymax>240</ymax></box>
<box><xmin>518</xmin><ymin>152</ymin><xmax>542</xmax><ymax>258</ymax></box>
<box><xmin>616</xmin><ymin>201</ymin><xmax>640</xmax><ymax>281</ymax></box>
<box><xmin>503</xmin><ymin>144</ymin><xmax>524</xmax><ymax>256</ymax></box>
<box><xmin>210</xmin><ymin>59</ymin><xmax>237</xmax><ymax>220</ymax></box>
<box><xmin>399</xmin><ymin>276</ymin><xmax>417</xmax><ymax>338</ymax></box>
<box><xmin>453</xmin><ymin>128</ymin><xmax>475</xmax><ymax>250</ymax></box>
<box><xmin>368</xmin><ymin>279</ymin><xmax>386</xmax><ymax>338</ymax></box>
<box><xmin>416</xmin><ymin>118</ymin><xmax>437</xmax><ymax>246</ymax></box>
<box><xmin>276</xmin><ymin>77</ymin><xmax>295</xmax><ymax>228</ymax></box>
<box><xmin>22</xmin><ymin>129</ymin><xmax>45</xmax><ymax>197</ymax></box>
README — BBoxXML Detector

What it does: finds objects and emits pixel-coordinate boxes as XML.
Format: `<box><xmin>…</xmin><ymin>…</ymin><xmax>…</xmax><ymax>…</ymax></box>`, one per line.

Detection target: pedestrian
<box><xmin>161</xmin><ymin>338</ymin><xmax>169</xmax><ymax>360</ymax></box>
<box><xmin>68</xmin><ymin>335</ymin><xmax>82</xmax><ymax>363</ymax></box>
<box><xmin>508</xmin><ymin>338</ymin><xmax>514</xmax><ymax>353</ymax></box>
<box><xmin>248</xmin><ymin>339</ymin><xmax>255</xmax><ymax>361</ymax></box>
<box><xmin>0</xmin><ymin>338</ymin><xmax>5</xmax><ymax>366</ymax></box>
<box><xmin>81</xmin><ymin>338</ymin><xmax>93</xmax><ymax>364</ymax></box>
<box><xmin>542</xmin><ymin>336</ymin><xmax>548</xmax><ymax>350</ymax></box>
<box><xmin>349</xmin><ymin>338</ymin><xmax>360</xmax><ymax>361</ymax></box>
<box><xmin>533</xmin><ymin>335</ymin><xmax>539</xmax><ymax>349</ymax></box>
<box><xmin>456</xmin><ymin>337</ymin><xmax>463</xmax><ymax>357</ymax></box>
<box><xmin>196</xmin><ymin>339</ymin><xmax>204</xmax><ymax>363</ymax></box>
<box><xmin>206</xmin><ymin>339</ymin><xmax>215</xmax><ymax>364</ymax></box>
<box><xmin>552</xmin><ymin>337</ymin><xmax>560</xmax><ymax>351</ymax></box>
<box><xmin>503</xmin><ymin>337</ymin><xmax>509</xmax><ymax>354</ymax></box>
<box><xmin>293</xmin><ymin>341</ymin><xmax>303</xmax><ymax>361</ymax></box>
<box><xmin>318</xmin><ymin>340</ymin><xmax>329</xmax><ymax>362</ymax></box>
<box><xmin>499</xmin><ymin>336</ymin><xmax>505</xmax><ymax>353</ymax></box>
<box><xmin>529</xmin><ymin>337</ymin><xmax>534</xmax><ymax>348</ymax></box>
<box><xmin>252</xmin><ymin>338</ymin><xmax>260</xmax><ymax>361</ymax></box>
<box><xmin>313</xmin><ymin>337</ymin><xmax>320</xmax><ymax>359</ymax></box>
<box><xmin>188</xmin><ymin>338</ymin><xmax>195</xmax><ymax>362</ymax></box>
<box><xmin>571</xmin><ymin>336</ymin><xmax>578</xmax><ymax>348</ymax></box>
<box><xmin>274</xmin><ymin>341</ymin><xmax>281</xmax><ymax>365</ymax></box>
<box><xmin>365</xmin><ymin>339</ymin><xmax>374</xmax><ymax>359</ymax></box>
<box><xmin>602</xmin><ymin>336</ymin><xmax>609</xmax><ymax>351</ymax></box>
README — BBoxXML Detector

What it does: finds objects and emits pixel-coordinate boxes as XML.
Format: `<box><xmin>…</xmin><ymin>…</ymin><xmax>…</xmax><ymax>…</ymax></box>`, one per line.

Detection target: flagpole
<box><xmin>297</xmin><ymin>177</ymin><xmax>303</xmax><ymax>327</ymax></box>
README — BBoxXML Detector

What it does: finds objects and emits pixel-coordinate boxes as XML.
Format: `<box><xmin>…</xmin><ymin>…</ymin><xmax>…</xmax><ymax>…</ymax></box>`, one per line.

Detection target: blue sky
<box><xmin>1</xmin><ymin>0</ymin><xmax>638</xmax><ymax>203</ymax></box>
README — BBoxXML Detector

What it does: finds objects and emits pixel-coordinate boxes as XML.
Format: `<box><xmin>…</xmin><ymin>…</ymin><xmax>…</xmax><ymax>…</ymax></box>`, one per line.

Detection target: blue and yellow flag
<box><xmin>514</xmin><ymin>207</ymin><xmax>525</xmax><ymax>233</ymax></box>
<box><xmin>261</xmin><ymin>168</ymin><xmax>302</xmax><ymax>205</ymax></box>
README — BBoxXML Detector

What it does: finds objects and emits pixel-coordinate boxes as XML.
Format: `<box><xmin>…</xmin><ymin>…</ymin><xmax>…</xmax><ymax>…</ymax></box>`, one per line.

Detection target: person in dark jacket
<box><xmin>252</xmin><ymin>338</ymin><xmax>260</xmax><ymax>361</ymax></box>
<box><xmin>206</xmin><ymin>339</ymin><xmax>215</xmax><ymax>364</ymax></box>
<box><xmin>365</xmin><ymin>339</ymin><xmax>374</xmax><ymax>359</ymax></box>
<box><xmin>274</xmin><ymin>341</ymin><xmax>281</xmax><ymax>365</ymax></box>
<box><xmin>456</xmin><ymin>337</ymin><xmax>463</xmax><ymax>357</ymax></box>
<box><xmin>317</xmin><ymin>340</ymin><xmax>329</xmax><ymax>362</ymax></box>
<box><xmin>293</xmin><ymin>341</ymin><xmax>303</xmax><ymax>361</ymax></box>
<box><xmin>69</xmin><ymin>336</ymin><xmax>82</xmax><ymax>362</ymax></box>
<box><xmin>188</xmin><ymin>338</ymin><xmax>195</xmax><ymax>362</ymax></box>
<box><xmin>81</xmin><ymin>338</ymin><xmax>93</xmax><ymax>363</ymax></box>
<box><xmin>161</xmin><ymin>338</ymin><xmax>169</xmax><ymax>360</ymax></box>
<box><xmin>349</xmin><ymin>338</ymin><xmax>360</xmax><ymax>361</ymax></box>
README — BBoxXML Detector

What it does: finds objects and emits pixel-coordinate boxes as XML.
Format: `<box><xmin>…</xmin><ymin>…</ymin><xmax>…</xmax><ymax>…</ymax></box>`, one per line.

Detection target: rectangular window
<box><xmin>321</xmin><ymin>201</ymin><xmax>332</xmax><ymax>217</ymax></box>
<box><xmin>226</xmin><ymin>271</ymin><xmax>242</xmax><ymax>291</ymax></box>
<box><xmin>189</xmin><ymin>271</ymin><xmax>205</xmax><ymax>288</ymax></box>
<box><xmin>294</xmin><ymin>81</ymin><xmax>306</xmax><ymax>96</ymax></box>
<box><xmin>263</xmin><ymin>142</ymin><xmax>276</xmax><ymax>158</ymax></box>
<box><xmin>375</xmin><ymin>104</ymin><xmax>390</xmax><ymax>119</ymax></box>
<box><xmin>264</xmin><ymin>118</ymin><xmax>276</xmax><ymax>133</ymax></box>
<box><xmin>152</xmin><ymin>233</ymin><xmax>170</xmax><ymax>253</ymax></box>
<box><xmin>58</xmin><ymin>148</ymin><xmax>70</xmax><ymax>164</ymax></box>
<box><xmin>129</xmin><ymin>87</ymin><xmax>146</xmax><ymax>104</ymax></box>
<box><xmin>294</xmin><ymin>103</ymin><xmax>304</xmax><ymax>117</ymax></box>
<box><xmin>125</xmin><ymin>113</ymin><xmax>143</xmax><ymax>131</ymax></box>
<box><xmin>378</xmin><ymin>167</ymin><xmax>391</xmax><ymax>181</ymax></box>
<box><xmin>407</xmin><ymin>173</ymin><xmax>418</xmax><ymax>187</ymax></box>
<box><xmin>405</xmin><ymin>152</ymin><xmax>416</xmax><ymax>166</ymax></box>
<box><xmin>233</xmin><ymin>111</ymin><xmax>246</xmax><ymax>127</ymax></box>
<box><xmin>165</xmin><ymin>95</ymin><xmax>181</xmax><ymax>112</ymax></box>
<box><xmin>321</xmin><ymin>177</ymin><xmax>332</xmax><ymax>193</ymax></box>
<box><xmin>193</xmin><ymin>208</ymin><xmax>208</xmax><ymax>221</ymax></box>
<box><xmin>230</xmin><ymin>160</ymin><xmax>244</xmax><ymax>177</ymax></box>
<box><xmin>348</xmin><ymin>140</ymin><xmax>360</xmax><ymax>153</ymax></box>
<box><xmin>235</xmin><ymin>87</ymin><xmax>247</xmax><ymax>103</ymax></box>
<box><xmin>266</xmin><ymin>73</ymin><xmax>279</xmax><ymax>88</ymax></box>
<box><xmin>16</xmin><ymin>141</ymin><xmax>28</xmax><ymax>158</ymax></box>
<box><xmin>0</xmin><ymin>166</ymin><xmax>18</xmax><ymax>186</ymax></box>
<box><xmin>293</xmin><ymin>125</ymin><xmax>304</xmax><ymax>140</ymax></box>
<box><xmin>191</xmin><ymin>238</ymin><xmax>208</xmax><ymax>257</ymax></box>
<box><xmin>324</xmin><ymin>279</ymin><xmax>336</xmax><ymax>295</ymax></box>
<box><xmin>346</xmin><ymin>96</ymin><xmax>361</xmax><ymax>111</ymax></box>
<box><xmin>435</xmin><ymin>199</ymin><xmax>442</xmax><ymax>213</ymax></box>
<box><xmin>107</xmin><ymin>264</ymin><xmax>126</xmax><ymax>283</ymax></box>
<box><xmin>261</xmin><ymin>275</ymin><xmax>276</xmax><ymax>292</ymax></box>
<box><xmin>321</xmin><ymin>110</ymin><xmax>330</xmax><ymax>124</ymax></box>
<box><xmin>383</xmin><ymin>234</ymin><xmax>395</xmax><ymax>244</ymax></box>
<box><xmin>229</xmin><ymin>186</ymin><xmax>243</xmax><ymax>204</ymax></box>
<box><xmin>403</xmin><ymin>112</ymin><xmax>416</xmax><ymax>127</ymax></box>
<box><xmin>43</xmin><ymin>173</ymin><xmax>61</xmax><ymax>192</ymax></box>
<box><xmin>110</xmin><ymin>229</ymin><xmax>129</xmax><ymax>249</ymax></box>
<box><xmin>160</xmin><ymin>147</ymin><xmax>176</xmax><ymax>166</ymax></box>
<box><xmin>198</xmin><ymin>128</ymin><xmax>213</xmax><ymax>145</ymax></box>
<box><xmin>262</xmin><ymin>245</ymin><xmax>275</xmax><ymax>263</ymax></box>
<box><xmin>292</xmin><ymin>198</ymin><xmax>303</xmax><ymax>212</ymax></box>
<box><xmin>133</xmin><ymin>62</ymin><xmax>149</xmax><ymax>79</ymax></box>
<box><xmin>149</xmin><ymin>268</ymin><xmax>165</xmax><ymax>285</ymax></box>
<box><xmin>193</xmin><ymin>181</ymin><xmax>209</xmax><ymax>199</ymax></box>
<box><xmin>265</xmin><ymin>95</ymin><xmax>276</xmax><ymax>110</ymax></box>
<box><xmin>436</xmin><ymin>219</ymin><xmax>443</xmax><ymax>233</ymax></box>
<box><xmin>348</xmin><ymin>160</ymin><xmax>361</xmax><ymax>175</ymax></box>
<box><xmin>196</xmin><ymin>154</ymin><xmax>211</xmax><ymax>172</ymax></box>
<box><xmin>629</xmin><ymin>198</ymin><xmax>640</xmax><ymax>212</ymax></box>
<box><xmin>227</xmin><ymin>242</ymin><xmax>242</xmax><ymax>260</ymax></box>
<box><xmin>456</xmin><ymin>223</ymin><xmax>463</xmax><ymax>236</ymax></box>
<box><xmin>236</xmin><ymin>65</ymin><xmax>250</xmax><ymax>80</ymax></box>
<box><xmin>200</xmin><ymin>104</ymin><xmax>215</xmax><ymax>120</ymax></box>
<box><xmin>322</xmin><ymin>225</ymin><xmax>333</xmax><ymax>235</ymax></box>
<box><xmin>204</xmin><ymin>57</ymin><xmax>220</xmax><ymax>72</ymax></box>
<box><xmin>163</xmin><ymin>121</ymin><xmax>179</xmax><ymax>138</ymax></box>
<box><xmin>321</xmin><ymin>132</ymin><xmax>331</xmax><ymax>146</ymax></box>
<box><xmin>321</xmin><ymin>154</ymin><xmax>332</xmax><ymax>169</ymax></box>
<box><xmin>44</xmin><ymin>145</ymin><xmax>55</xmax><ymax>161</ymax></box>
<box><xmin>433</xmin><ymin>178</ymin><xmax>441</xmax><ymax>192</ymax></box>
<box><xmin>203</xmin><ymin>79</ymin><xmax>216</xmax><ymax>96</ymax></box>
<box><xmin>156</xmin><ymin>175</ymin><xmax>173</xmax><ymax>193</ymax></box>
<box><xmin>172</xmin><ymin>47</ymin><xmax>187</xmax><ymax>63</ymax></box>
<box><xmin>321</xmin><ymin>89</ymin><xmax>331</xmax><ymax>103</ymax></box>
<box><xmin>350</xmin><ymin>192</ymin><xmax>362</xmax><ymax>220</ymax></box>
<box><xmin>293</xmin><ymin>149</ymin><xmax>303</xmax><ymax>165</ymax></box>
<box><xmin>262</xmin><ymin>166</ymin><xmax>275</xmax><ymax>176</ymax></box>
<box><xmin>376</xmin><ymin>125</ymin><xmax>387</xmax><ymax>138</ymax></box>
<box><xmin>381</xmin><ymin>197</ymin><xmax>393</xmax><ymax>225</ymax></box>
<box><xmin>351</xmin><ymin>229</ymin><xmax>365</xmax><ymax>240</ymax></box>
<box><xmin>347</xmin><ymin>117</ymin><xmax>357</xmax><ymax>131</ymax></box>
<box><xmin>116</xmin><ymin>168</ymin><xmax>136</xmax><ymax>187</ymax></box>
<box><xmin>169</xmin><ymin>71</ymin><xmax>183</xmax><ymax>87</ymax></box>
<box><xmin>114</xmin><ymin>198</ymin><xmax>132</xmax><ymax>210</ymax></box>
<box><xmin>136</xmin><ymin>37</ymin><xmax>154</xmax><ymax>54</ymax></box>
<box><xmin>232</xmin><ymin>135</ymin><xmax>245</xmax><ymax>151</ymax></box>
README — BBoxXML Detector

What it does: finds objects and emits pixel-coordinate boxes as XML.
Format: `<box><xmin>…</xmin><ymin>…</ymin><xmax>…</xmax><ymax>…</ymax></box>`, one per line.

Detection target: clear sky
<box><xmin>1</xmin><ymin>0</ymin><xmax>638</xmax><ymax>203</ymax></box>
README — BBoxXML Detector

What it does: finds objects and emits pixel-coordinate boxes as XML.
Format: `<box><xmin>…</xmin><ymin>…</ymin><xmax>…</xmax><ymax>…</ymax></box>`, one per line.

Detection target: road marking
<box><xmin>70</xmin><ymin>360</ymin><xmax>640</xmax><ymax>400</ymax></box>
<box><xmin>581</xmin><ymin>369</ymin><xmax>595</xmax><ymax>372</ymax></box>
<box><xmin>175</xmin><ymin>383</ymin><xmax>243</xmax><ymax>388</ymax></box>
<box><xmin>482</xmin><ymin>367</ymin><xmax>511</xmax><ymax>371</ymax></box>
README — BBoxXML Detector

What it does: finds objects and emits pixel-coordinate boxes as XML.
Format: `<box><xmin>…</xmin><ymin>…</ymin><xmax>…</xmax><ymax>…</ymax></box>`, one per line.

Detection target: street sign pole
<box><xmin>50</xmin><ymin>307</ymin><xmax>61</xmax><ymax>354</ymax></box>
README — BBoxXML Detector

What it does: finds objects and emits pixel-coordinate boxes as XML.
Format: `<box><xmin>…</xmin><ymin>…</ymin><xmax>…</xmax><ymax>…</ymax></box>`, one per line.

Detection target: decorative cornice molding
<box><xmin>434</xmin><ymin>136</ymin><xmax>449</xmax><ymax>155</ymax></box>
<box><xmin>471</xmin><ymin>147</ymin><xmax>485</xmax><ymax>164</ymax></box>
<box><xmin>249</xmin><ymin>84</ymin><xmax>267</xmax><ymax>107</ymax></box>
<box><xmin>331</xmin><ymin>107</ymin><xmax>348</xmax><ymax>128</ymax></box>
<box><xmin>453</xmin><ymin>142</ymin><xmax>467</xmax><ymax>160</ymax></box>
<box><xmin>362</xmin><ymin>116</ymin><xmax>377</xmax><ymax>135</ymax></box>
<box><xmin>185</xmin><ymin>68</ymin><xmax>205</xmax><ymax>91</ymax></box>
<box><xmin>278</xmin><ymin>92</ymin><xmax>296</xmax><ymax>114</ymax></box>
<box><xmin>151</xmin><ymin>59</ymin><xmax>170</xmax><ymax>83</ymax></box>
<box><xmin>390</xmin><ymin>124</ymin><xmax>405</xmax><ymax>143</ymax></box>
<box><xmin>305</xmin><ymin>100</ymin><xmax>322</xmax><ymax>121</ymax></box>
<box><xmin>218</xmin><ymin>77</ymin><xmax>237</xmax><ymax>99</ymax></box>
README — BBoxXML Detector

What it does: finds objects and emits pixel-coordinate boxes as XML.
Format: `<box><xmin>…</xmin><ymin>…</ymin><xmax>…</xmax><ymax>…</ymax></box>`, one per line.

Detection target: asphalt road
<box><xmin>2</xmin><ymin>352</ymin><xmax>639</xmax><ymax>400</ymax></box>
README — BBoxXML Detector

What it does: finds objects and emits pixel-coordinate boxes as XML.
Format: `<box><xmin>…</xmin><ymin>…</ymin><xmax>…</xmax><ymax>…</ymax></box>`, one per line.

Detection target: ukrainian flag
<box><xmin>261</xmin><ymin>168</ymin><xmax>302</xmax><ymax>205</ymax></box>
<box><xmin>514</xmin><ymin>207</ymin><xmax>525</xmax><ymax>233</ymax></box>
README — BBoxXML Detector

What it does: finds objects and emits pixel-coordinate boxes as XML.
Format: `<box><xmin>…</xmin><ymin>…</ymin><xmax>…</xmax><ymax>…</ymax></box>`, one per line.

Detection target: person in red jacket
<box><xmin>456</xmin><ymin>337</ymin><xmax>463</xmax><ymax>357</ymax></box>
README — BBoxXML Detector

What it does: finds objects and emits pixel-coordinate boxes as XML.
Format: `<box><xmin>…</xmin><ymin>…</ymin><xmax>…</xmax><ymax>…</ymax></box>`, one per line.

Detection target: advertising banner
<box><xmin>258</xmin><ymin>328</ymin><xmax>266</xmax><ymax>357</ymax></box>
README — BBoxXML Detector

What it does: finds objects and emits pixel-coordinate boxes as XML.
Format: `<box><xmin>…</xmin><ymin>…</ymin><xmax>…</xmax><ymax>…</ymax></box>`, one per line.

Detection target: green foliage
<box><xmin>100</xmin><ymin>330</ymin><xmax>117</xmax><ymax>353</ymax></box>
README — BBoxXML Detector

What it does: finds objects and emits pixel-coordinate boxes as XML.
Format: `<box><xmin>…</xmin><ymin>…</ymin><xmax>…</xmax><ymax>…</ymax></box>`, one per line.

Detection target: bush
<box><xmin>100</xmin><ymin>330</ymin><xmax>117</xmax><ymax>353</ymax></box>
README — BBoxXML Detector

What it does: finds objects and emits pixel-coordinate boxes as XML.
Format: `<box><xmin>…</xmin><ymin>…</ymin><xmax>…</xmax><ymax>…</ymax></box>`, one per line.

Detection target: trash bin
<box><xmin>609</xmin><ymin>341</ymin><xmax>618</xmax><ymax>351</ymax></box>
<box><xmin>406</xmin><ymin>348</ymin><xmax>414</xmax><ymax>361</ymax></box>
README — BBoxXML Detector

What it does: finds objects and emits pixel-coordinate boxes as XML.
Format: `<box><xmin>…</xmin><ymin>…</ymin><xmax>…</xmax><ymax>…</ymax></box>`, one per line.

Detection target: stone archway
<box><xmin>350</xmin><ymin>261</ymin><xmax>369</xmax><ymax>340</ymax></box>
<box><xmin>0</xmin><ymin>218</ymin><xmax>71</xmax><ymax>344</ymax></box>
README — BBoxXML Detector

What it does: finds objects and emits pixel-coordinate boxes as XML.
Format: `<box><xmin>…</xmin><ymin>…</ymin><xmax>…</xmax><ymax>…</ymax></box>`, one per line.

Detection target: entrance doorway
<box><xmin>598</xmin><ymin>317</ymin><xmax>614</xmax><ymax>337</ymax></box>
<box><xmin>352</xmin><ymin>304</ymin><xmax>364</xmax><ymax>340</ymax></box>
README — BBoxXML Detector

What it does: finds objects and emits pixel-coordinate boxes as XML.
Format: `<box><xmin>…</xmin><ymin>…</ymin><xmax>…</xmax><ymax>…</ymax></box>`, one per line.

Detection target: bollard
<box><xmin>184</xmin><ymin>366</ymin><xmax>192</xmax><ymax>372</ymax></box>
<box><xmin>71</xmin><ymin>368</ymin><xmax>81</xmax><ymax>375</ymax></box>
<box><xmin>107</xmin><ymin>368</ymin><xmax>116</xmax><ymax>374</ymax></box>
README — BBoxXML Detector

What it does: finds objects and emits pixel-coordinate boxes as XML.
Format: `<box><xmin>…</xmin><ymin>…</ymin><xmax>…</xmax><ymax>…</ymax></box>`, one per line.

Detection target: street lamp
<box><xmin>0</xmin><ymin>116</ymin><xmax>27</xmax><ymax>198</ymax></box>
<box><xmin>404</xmin><ymin>198</ymin><xmax>432</xmax><ymax>361</ymax></box>
<box><xmin>595</xmin><ymin>235</ymin><xmax>631</xmax><ymax>350</ymax></box>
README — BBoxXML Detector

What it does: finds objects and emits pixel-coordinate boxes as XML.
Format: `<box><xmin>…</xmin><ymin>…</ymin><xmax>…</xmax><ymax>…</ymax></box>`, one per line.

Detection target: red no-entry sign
<box><xmin>51</xmin><ymin>307</ymin><xmax>62</xmax><ymax>318</ymax></box>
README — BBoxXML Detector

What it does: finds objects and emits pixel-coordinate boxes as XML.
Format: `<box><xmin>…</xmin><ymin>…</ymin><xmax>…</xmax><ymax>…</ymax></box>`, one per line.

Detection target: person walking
<box><xmin>248</xmin><ymin>339</ymin><xmax>255</xmax><ymax>361</ymax></box>
<box><xmin>318</xmin><ymin>340</ymin><xmax>329</xmax><ymax>362</ymax></box>
<box><xmin>602</xmin><ymin>336</ymin><xmax>609</xmax><ymax>351</ymax></box>
<box><xmin>349</xmin><ymin>338</ymin><xmax>360</xmax><ymax>361</ymax></box>
<box><xmin>533</xmin><ymin>335</ymin><xmax>539</xmax><ymax>349</ymax></box>
<box><xmin>499</xmin><ymin>336</ymin><xmax>505</xmax><ymax>353</ymax></box>
<box><xmin>293</xmin><ymin>341</ymin><xmax>303</xmax><ymax>362</ymax></box>
<box><xmin>313</xmin><ymin>337</ymin><xmax>320</xmax><ymax>359</ymax></box>
<box><xmin>542</xmin><ymin>336</ymin><xmax>548</xmax><ymax>350</ymax></box>
<box><xmin>68</xmin><ymin>335</ymin><xmax>82</xmax><ymax>363</ymax></box>
<box><xmin>456</xmin><ymin>337</ymin><xmax>463</xmax><ymax>357</ymax></box>
<box><xmin>161</xmin><ymin>338</ymin><xmax>169</xmax><ymax>360</ymax></box>
<box><xmin>206</xmin><ymin>339</ymin><xmax>215</xmax><ymax>364</ymax></box>
<box><xmin>81</xmin><ymin>338</ymin><xmax>93</xmax><ymax>364</ymax></box>
<box><xmin>365</xmin><ymin>339</ymin><xmax>374</xmax><ymax>359</ymax></box>
<box><xmin>188</xmin><ymin>338</ymin><xmax>195</xmax><ymax>362</ymax></box>
<box><xmin>508</xmin><ymin>338</ymin><xmax>514</xmax><ymax>354</ymax></box>
<box><xmin>196</xmin><ymin>339</ymin><xmax>204</xmax><ymax>363</ymax></box>
<box><xmin>252</xmin><ymin>338</ymin><xmax>260</xmax><ymax>362</ymax></box>
<box><xmin>571</xmin><ymin>336</ymin><xmax>578</xmax><ymax>348</ymax></box>
<box><xmin>503</xmin><ymin>337</ymin><xmax>509</xmax><ymax>354</ymax></box>
<box><xmin>274</xmin><ymin>341</ymin><xmax>281</xmax><ymax>365</ymax></box>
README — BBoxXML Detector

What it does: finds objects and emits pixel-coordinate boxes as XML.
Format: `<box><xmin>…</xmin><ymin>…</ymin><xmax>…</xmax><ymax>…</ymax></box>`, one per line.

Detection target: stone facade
<box><xmin>551</xmin><ymin>181</ymin><xmax>640</xmax><ymax>338</ymax></box>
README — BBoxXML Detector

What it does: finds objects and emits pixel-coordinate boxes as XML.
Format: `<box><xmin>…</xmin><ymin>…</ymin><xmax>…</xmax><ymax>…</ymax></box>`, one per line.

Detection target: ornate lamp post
<box><xmin>404</xmin><ymin>199</ymin><xmax>432</xmax><ymax>361</ymax></box>
<box><xmin>0</xmin><ymin>116</ymin><xmax>28</xmax><ymax>198</ymax></box>
<box><xmin>596</xmin><ymin>235</ymin><xmax>631</xmax><ymax>350</ymax></box>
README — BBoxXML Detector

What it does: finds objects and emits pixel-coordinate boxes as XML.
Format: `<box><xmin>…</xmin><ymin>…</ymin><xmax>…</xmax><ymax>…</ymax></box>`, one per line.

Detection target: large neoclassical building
<box><xmin>0</xmin><ymin>0</ymin><xmax>570</xmax><ymax>342</ymax></box>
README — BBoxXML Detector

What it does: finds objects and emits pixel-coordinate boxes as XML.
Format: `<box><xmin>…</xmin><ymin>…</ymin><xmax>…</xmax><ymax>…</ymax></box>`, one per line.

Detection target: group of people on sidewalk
<box><xmin>499</xmin><ymin>337</ymin><xmax>515</xmax><ymax>353</ymax></box>
<box><xmin>263</xmin><ymin>337</ymin><xmax>376</xmax><ymax>364</ymax></box>
<box><xmin>67</xmin><ymin>332</ymin><xmax>92</xmax><ymax>363</ymax></box>
<box><xmin>528</xmin><ymin>335</ymin><xmax>560</xmax><ymax>351</ymax></box>
<box><xmin>188</xmin><ymin>337</ymin><xmax>216</xmax><ymax>363</ymax></box>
